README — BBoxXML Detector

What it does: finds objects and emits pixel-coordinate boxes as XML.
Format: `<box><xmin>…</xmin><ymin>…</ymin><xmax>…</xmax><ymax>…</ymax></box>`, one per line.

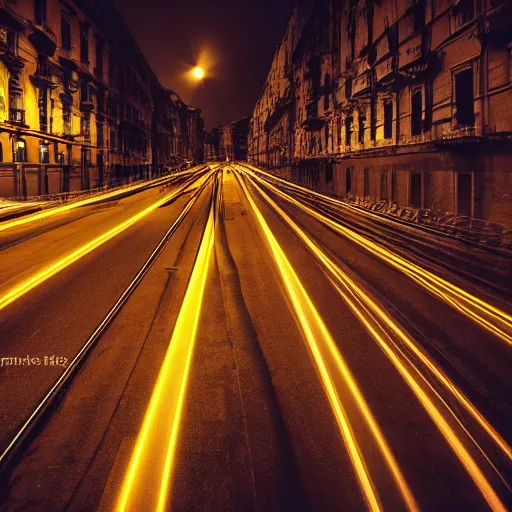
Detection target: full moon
<box><xmin>192</xmin><ymin>66</ymin><xmax>205</xmax><ymax>80</ymax></box>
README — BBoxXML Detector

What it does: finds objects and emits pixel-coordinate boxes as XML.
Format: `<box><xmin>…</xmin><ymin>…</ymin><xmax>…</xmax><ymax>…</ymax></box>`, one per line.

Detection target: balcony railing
<box><xmin>437</xmin><ymin>125</ymin><xmax>476</xmax><ymax>140</ymax></box>
<box><xmin>9</xmin><ymin>108</ymin><xmax>25</xmax><ymax>124</ymax></box>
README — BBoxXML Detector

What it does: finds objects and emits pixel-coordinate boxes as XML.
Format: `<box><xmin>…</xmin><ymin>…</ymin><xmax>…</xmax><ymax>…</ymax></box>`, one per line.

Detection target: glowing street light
<box><xmin>192</xmin><ymin>66</ymin><xmax>205</xmax><ymax>81</ymax></box>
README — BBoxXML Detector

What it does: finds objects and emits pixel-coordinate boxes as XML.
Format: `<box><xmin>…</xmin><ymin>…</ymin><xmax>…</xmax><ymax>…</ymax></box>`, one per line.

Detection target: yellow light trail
<box><xmin>235</xmin><ymin>170</ymin><xmax>407</xmax><ymax>512</ymax></box>
<box><xmin>240</xmin><ymin>164</ymin><xmax>512</xmax><ymax>347</ymax></box>
<box><xmin>0</xmin><ymin>165</ymin><xmax>206</xmax><ymax>234</ymax></box>
<box><xmin>243</xmin><ymin>170</ymin><xmax>512</xmax><ymax>460</ymax></box>
<box><xmin>116</xmin><ymin>181</ymin><xmax>217</xmax><ymax>512</ymax></box>
<box><xmin>0</xmin><ymin>173</ymin><xmax>212</xmax><ymax>312</ymax></box>
<box><xmin>241</xmin><ymin>171</ymin><xmax>509</xmax><ymax>511</ymax></box>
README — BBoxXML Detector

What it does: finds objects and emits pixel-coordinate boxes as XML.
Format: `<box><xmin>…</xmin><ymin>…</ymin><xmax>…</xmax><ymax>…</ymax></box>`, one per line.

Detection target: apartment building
<box><xmin>0</xmin><ymin>0</ymin><xmax>204</xmax><ymax>198</ymax></box>
<box><xmin>248</xmin><ymin>0</ymin><xmax>512</xmax><ymax>227</ymax></box>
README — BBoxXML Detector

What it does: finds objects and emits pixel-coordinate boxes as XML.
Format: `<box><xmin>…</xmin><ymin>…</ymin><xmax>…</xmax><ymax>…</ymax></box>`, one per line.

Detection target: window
<box><xmin>358</xmin><ymin>114</ymin><xmax>366</xmax><ymax>144</ymax></box>
<box><xmin>410</xmin><ymin>171</ymin><xmax>422</xmax><ymax>208</ymax></box>
<box><xmin>345</xmin><ymin>116</ymin><xmax>353</xmax><ymax>147</ymax></box>
<box><xmin>61</xmin><ymin>15</ymin><xmax>72</xmax><ymax>51</ymax></box>
<box><xmin>324</xmin><ymin>74</ymin><xmax>331</xmax><ymax>110</ymax></box>
<box><xmin>346</xmin><ymin>167</ymin><xmax>353</xmax><ymax>194</ymax></box>
<box><xmin>63</xmin><ymin>104</ymin><xmax>72</xmax><ymax>135</ymax></box>
<box><xmin>454</xmin><ymin>0</ymin><xmax>474</xmax><ymax>27</ymax></box>
<box><xmin>14</xmin><ymin>138</ymin><xmax>27</xmax><ymax>162</ymax></box>
<box><xmin>364</xmin><ymin>167</ymin><xmax>370</xmax><ymax>196</ymax></box>
<box><xmin>97</xmin><ymin>121</ymin><xmax>104</xmax><ymax>147</ymax></box>
<box><xmin>455</xmin><ymin>68</ymin><xmax>475</xmax><ymax>127</ymax></box>
<box><xmin>411</xmin><ymin>89</ymin><xmax>423</xmax><ymax>136</ymax></box>
<box><xmin>95</xmin><ymin>37</ymin><xmax>104</xmax><ymax>77</ymax></box>
<box><xmin>81</xmin><ymin>113</ymin><xmax>91</xmax><ymax>141</ymax></box>
<box><xmin>384</xmin><ymin>100</ymin><xmax>393</xmax><ymax>139</ymax></box>
<box><xmin>80</xmin><ymin>80</ymin><xmax>90</xmax><ymax>103</ymax></box>
<box><xmin>110</xmin><ymin>129</ymin><xmax>116</xmax><ymax>152</ymax></box>
<box><xmin>457</xmin><ymin>173</ymin><xmax>472</xmax><ymax>217</ymax></box>
<box><xmin>38</xmin><ymin>88</ymin><xmax>48</xmax><ymax>133</ymax></box>
<box><xmin>380</xmin><ymin>171</ymin><xmax>389</xmax><ymax>200</ymax></box>
<box><xmin>83</xmin><ymin>148</ymin><xmax>91</xmax><ymax>167</ymax></box>
<box><xmin>109</xmin><ymin>50</ymin><xmax>116</xmax><ymax>84</ymax></box>
<box><xmin>9</xmin><ymin>78</ymin><xmax>24</xmax><ymax>124</ymax></box>
<box><xmin>414</xmin><ymin>0</ymin><xmax>426</xmax><ymax>31</ymax></box>
<box><xmin>35</xmin><ymin>0</ymin><xmax>47</xmax><ymax>26</ymax></box>
<box><xmin>39</xmin><ymin>141</ymin><xmax>50</xmax><ymax>164</ymax></box>
<box><xmin>326</xmin><ymin>163</ymin><xmax>333</xmax><ymax>183</ymax></box>
<box><xmin>391</xmin><ymin>170</ymin><xmax>397</xmax><ymax>201</ymax></box>
<box><xmin>370</xmin><ymin>102</ymin><xmax>376</xmax><ymax>141</ymax></box>
<box><xmin>80</xmin><ymin>23</ymin><xmax>89</xmax><ymax>63</ymax></box>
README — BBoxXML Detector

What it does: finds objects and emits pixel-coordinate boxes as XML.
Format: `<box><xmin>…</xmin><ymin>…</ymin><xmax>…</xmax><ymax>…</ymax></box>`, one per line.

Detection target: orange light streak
<box><xmin>235</xmin><ymin>169</ymin><xmax>397</xmax><ymax>512</ymax></box>
<box><xmin>241</xmin><ymin>170</ymin><xmax>508</xmax><ymax>511</ymax></box>
<box><xmin>0</xmin><ymin>165</ymin><xmax>206</xmax><ymax>234</ymax></box>
<box><xmin>116</xmin><ymin>182</ymin><xmax>216</xmax><ymax>512</ymax></box>
<box><xmin>240</xmin><ymin>164</ymin><xmax>512</xmax><ymax>347</ymax></box>
<box><xmin>0</xmin><ymin>172</ymin><xmax>212</xmax><ymax>312</ymax></box>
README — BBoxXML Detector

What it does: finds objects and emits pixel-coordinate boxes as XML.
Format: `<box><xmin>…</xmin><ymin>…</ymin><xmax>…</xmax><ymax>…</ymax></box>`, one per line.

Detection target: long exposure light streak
<box><xmin>116</xmin><ymin>180</ymin><xmax>217</xmax><ymax>512</ymax></box>
<box><xmin>0</xmin><ymin>172</ymin><xmax>212</xmax><ymax>312</ymax></box>
<box><xmin>235</xmin><ymin>171</ymin><xmax>413</xmax><ymax>512</ymax></box>
<box><xmin>239</xmin><ymin>164</ymin><xmax>512</xmax><ymax>347</ymax></box>
<box><xmin>243</xmin><ymin>170</ymin><xmax>512</xmax><ymax>460</ymax></box>
<box><xmin>0</xmin><ymin>165</ymin><xmax>207</xmax><ymax>234</ymax></box>
<box><xmin>240</xmin><ymin>170</ymin><xmax>509</xmax><ymax>511</ymax></box>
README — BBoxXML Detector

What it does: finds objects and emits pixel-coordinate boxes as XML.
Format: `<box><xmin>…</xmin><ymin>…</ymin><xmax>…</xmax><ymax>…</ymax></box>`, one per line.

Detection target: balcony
<box><xmin>398</xmin><ymin>34</ymin><xmax>423</xmax><ymax>70</ymax></box>
<box><xmin>28</xmin><ymin>25</ymin><xmax>57</xmax><ymax>57</ymax></box>
<box><xmin>8</xmin><ymin>108</ymin><xmax>25</xmax><ymax>125</ymax></box>
<box><xmin>80</xmin><ymin>100</ymin><xmax>94</xmax><ymax>113</ymax></box>
<box><xmin>375</xmin><ymin>55</ymin><xmax>394</xmax><ymax>84</ymax></box>
<box><xmin>352</xmin><ymin>71</ymin><xmax>371</xmax><ymax>96</ymax></box>
<box><xmin>399</xmin><ymin>132</ymin><xmax>432</xmax><ymax>145</ymax></box>
<box><xmin>434</xmin><ymin>125</ymin><xmax>478</xmax><ymax>145</ymax></box>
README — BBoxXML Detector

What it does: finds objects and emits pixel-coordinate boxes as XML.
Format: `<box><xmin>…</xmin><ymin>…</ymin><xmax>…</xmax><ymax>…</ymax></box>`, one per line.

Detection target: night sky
<box><xmin>114</xmin><ymin>0</ymin><xmax>295</xmax><ymax>130</ymax></box>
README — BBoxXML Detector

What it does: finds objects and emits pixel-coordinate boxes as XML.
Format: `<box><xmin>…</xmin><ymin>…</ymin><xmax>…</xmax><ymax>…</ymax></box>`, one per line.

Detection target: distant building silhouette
<box><xmin>205</xmin><ymin>118</ymin><xmax>249</xmax><ymax>161</ymax></box>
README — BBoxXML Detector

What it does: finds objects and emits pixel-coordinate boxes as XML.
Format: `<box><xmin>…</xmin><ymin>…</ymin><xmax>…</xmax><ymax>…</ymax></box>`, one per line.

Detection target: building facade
<box><xmin>204</xmin><ymin>117</ymin><xmax>249</xmax><ymax>161</ymax></box>
<box><xmin>0</xmin><ymin>0</ymin><xmax>204</xmax><ymax>198</ymax></box>
<box><xmin>248</xmin><ymin>0</ymin><xmax>512</xmax><ymax>228</ymax></box>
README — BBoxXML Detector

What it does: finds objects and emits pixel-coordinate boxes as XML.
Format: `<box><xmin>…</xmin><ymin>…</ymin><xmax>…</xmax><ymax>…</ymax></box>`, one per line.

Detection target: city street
<box><xmin>0</xmin><ymin>164</ymin><xmax>511</xmax><ymax>511</ymax></box>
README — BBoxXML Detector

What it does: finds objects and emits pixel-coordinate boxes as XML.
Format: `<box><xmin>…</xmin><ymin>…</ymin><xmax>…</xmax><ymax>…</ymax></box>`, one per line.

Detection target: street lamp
<box><xmin>192</xmin><ymin>66</ymin><xmax>205</xmax><ymax>81</ymax></box>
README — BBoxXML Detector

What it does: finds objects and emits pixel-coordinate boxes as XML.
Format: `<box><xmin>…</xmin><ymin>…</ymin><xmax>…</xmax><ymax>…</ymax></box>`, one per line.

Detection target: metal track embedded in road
<box><xmin>0</xmin><ymin>169</ymin><xmax>217</xmax><ymax>482</ymax></box>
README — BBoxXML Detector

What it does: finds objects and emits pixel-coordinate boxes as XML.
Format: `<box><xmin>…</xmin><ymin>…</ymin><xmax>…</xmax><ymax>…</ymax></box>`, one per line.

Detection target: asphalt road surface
<box><xmin>0</xmin><ymin>164</ymin><xmax>511</xmax><ymax>512</ymax></box>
